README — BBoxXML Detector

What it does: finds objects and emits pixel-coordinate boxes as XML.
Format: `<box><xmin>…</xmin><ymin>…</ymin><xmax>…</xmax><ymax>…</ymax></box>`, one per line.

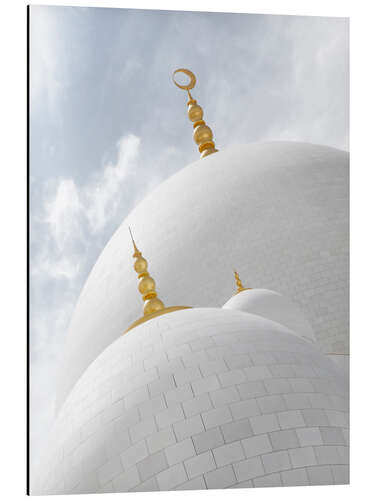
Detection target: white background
<box><xmin>0</xmin><ymin>0</ymin><xmax>374</xmax><ymax>499</ymax></box>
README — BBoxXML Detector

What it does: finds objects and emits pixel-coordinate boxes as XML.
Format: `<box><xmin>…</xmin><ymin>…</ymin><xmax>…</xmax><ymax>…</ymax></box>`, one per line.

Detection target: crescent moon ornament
<box><xmin>172</xmin><ymin>68</ymin><xmax>197</xmax><ymax>90</ymax></box>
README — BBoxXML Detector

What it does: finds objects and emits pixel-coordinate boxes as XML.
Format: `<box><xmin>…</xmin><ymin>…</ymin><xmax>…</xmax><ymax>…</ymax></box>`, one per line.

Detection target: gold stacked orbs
<box><xmin>187</xmin><ymin>96</ymin><xmax>218</xmax><ymax>159</ymax></box>
<box><xmin>126</xmin><ymin>227</ymin><xmax>192</xmax><ymax>333</ymax></box>
<box><xmin>131</xmin><ymin>236</ymin><xmax>165</xmax><ymax>316</ymax></box>
<box><xmin>234</xmin><ymin>270</ymin><xmax>244</xmax><ymax>292</ymax></box>
<box><xmin>233</xmin><ymin>270</ymin><xmax>252</xmax><ymax>294</ymax></box>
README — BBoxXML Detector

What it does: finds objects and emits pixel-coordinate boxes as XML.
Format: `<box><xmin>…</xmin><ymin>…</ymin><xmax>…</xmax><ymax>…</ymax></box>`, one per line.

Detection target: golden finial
<box><xmin>129</xmin><ymin>227</ymin><xmax>165</xmax><ymax>316</ymax></box>
<box><xmin>125</xmin><ymin>228</ymin><xmax>191</xmax><ymax>333</ymax></box>
<box><xmin>173</xmin><ymin>68</ymin><xmax>218</xmax><ymax>159</ymax></box>
<box><xmin>233</xmin><ymin>269</ymin><xmax>252</xmax><ymax>294</ymax></box>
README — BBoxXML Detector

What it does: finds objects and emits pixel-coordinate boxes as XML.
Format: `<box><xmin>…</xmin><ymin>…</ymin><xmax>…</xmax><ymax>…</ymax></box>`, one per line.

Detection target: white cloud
<box><xmin>46</xmin><ymin>179</ymin><xmax>83</xmax><ymax>253</ymax></box>
<box><xmin>35</xmin><ymin>133</ymin><xmax>140</xmax><ymax>282</ymax></box>
<box><xmin>84</xmin><ymin>134</ymin><xmax>140</xmax><ymax>232</ymax></box>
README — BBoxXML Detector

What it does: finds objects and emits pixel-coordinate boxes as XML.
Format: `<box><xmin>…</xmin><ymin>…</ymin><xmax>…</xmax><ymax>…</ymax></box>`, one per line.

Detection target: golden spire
<box><xmin>233</xmin><ymin>269</ymin><xmax>252</xmax><ymax>294</ymax></box>
<box><xmin>129</xmin><ymin>227</ymin><xmax>165</xmax><ymax>316</ymax></box>
<box><xmin>125</xmin><ymin>228</ymin><xmax>191</xmax><ymax>333</ymax></box>
<box><xmin>173</xmin><ymin>68</ymin><xmax>218</xmax><ymax>159</ymax></box>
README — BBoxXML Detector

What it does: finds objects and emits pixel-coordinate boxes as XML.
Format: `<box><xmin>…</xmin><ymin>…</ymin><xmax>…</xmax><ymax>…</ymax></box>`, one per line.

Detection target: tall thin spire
<box><xmin>125</xmin><ymin>228</ymin><xmax>191</xmax><ymax>333</ymax></box>
<box><xmin>173</xmin><ymin>68</ymin><xmax>218</xmax><ymax>159</ymax></box>
<box><xmin>129</xmin><ymin>227</ymin><xmax>140</xmax><ymax>256</ymax></box>
<box><xmin>233</xmin><ymin>269</ymin><xmax>252</xmax><ymax>294</ymax></box>
<box><xmin>129</xmin><ymin>227</ymin><xmax>165</xmax><ymax>316</ymax></box>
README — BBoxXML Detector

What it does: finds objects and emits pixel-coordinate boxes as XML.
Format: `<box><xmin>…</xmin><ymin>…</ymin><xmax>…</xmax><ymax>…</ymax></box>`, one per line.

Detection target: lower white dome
<box><xmin>33</xmin><ymin>307</ymin><xmax>349</xmax><ymax>494</ymax></box>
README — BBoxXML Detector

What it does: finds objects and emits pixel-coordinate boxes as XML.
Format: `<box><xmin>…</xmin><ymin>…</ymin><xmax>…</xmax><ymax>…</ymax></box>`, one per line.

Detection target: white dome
<box><xmin>57</xmin><ymin>142</ymin><xmax>349</xmax><ymax>409</ymax></box>
<box><xmin>223</xmin><ymin>289</ymin><xmax>315</xmax><ymax>343</ymax></box>
<box><xmin>33</xmin><ymin>307</ymin><xmax>348</xmax><ymax>494</ymax></box>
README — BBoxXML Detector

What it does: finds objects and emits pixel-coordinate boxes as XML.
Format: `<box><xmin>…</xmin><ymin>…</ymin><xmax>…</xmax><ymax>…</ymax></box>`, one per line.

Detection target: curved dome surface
<box><xmin>33</xmin><ymin>307</ymin><xmax>349</xmax><ymax>494</ymax></box>
<box><xmin>57</xmin><ymin>142</ymin><xmax>349</xmax><ymax>409</ymax></box>
<box><xmin>223</xmin><ymin>289</ymin><xmax>316</xmax><ymax>343</ymax></box>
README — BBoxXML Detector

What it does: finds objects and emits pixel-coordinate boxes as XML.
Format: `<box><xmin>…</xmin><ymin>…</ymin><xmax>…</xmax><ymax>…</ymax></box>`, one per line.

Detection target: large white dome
<box><xmin>57</xmin><ymin>142</ymin><xmax>349</xmax><ymax>409</ymax></box>
<box><xmin>33</xmin><ymin>307</ymin><xmax>349</xmax><ymax>494</ymax></box>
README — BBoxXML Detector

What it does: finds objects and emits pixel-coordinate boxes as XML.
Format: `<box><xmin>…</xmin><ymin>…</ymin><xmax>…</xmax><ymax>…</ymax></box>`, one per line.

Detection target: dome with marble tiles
<box><xmin>55</xmin><ymin>142</ymin><xmax>349</xmax><ymax>413</ymax></box>
<box><xmin>32</xmin><ymin>305</ymin><xmax>349</xmax><ymax>494</ymax></box>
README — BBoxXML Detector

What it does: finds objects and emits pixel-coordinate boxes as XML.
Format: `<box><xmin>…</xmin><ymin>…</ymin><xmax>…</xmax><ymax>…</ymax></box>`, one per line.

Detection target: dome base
<box><xmin>124</xmin><ymin>306</ymin><xmax>191</xmax><ymax>333</ymax></box>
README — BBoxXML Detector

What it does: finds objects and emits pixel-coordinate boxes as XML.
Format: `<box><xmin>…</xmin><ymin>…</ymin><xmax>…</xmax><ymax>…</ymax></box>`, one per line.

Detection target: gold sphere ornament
<box><xmin>193</xmin><ymin>124</ymin><xmax>213</xmax><ymax>145</ymax></box>
<box><xmin>138</xmin><ymin>276</ymin><xmax>156</xmax><ymax>295</ymax></box>
<box><xmin>134</xmin><ymin>256</ymin><xmax>148</xmax><ymax>274</ymax></box>
<box><xmin>144</xmin><ymin>297</ymin><xmax>165</xmax><ymax>315</ymax></box>
<box><xmin>188</xmin><ymin>104</ymin><xmax>203</xmax><ymax>122</ymax></box>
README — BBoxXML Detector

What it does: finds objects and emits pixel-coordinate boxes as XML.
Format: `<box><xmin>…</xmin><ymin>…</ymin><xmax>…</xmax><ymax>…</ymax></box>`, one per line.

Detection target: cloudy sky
<box><xmin>29</xmin><ymin>5</ymin><xmax>349</xmax><ymax>470</ymax></box>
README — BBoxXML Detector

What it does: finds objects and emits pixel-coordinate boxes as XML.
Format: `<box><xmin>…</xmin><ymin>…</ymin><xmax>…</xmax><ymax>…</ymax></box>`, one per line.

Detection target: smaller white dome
<box><xmin>223</xmin><ymin>289</ymin><xmax>315</xmax><ymax>343</ymax></box>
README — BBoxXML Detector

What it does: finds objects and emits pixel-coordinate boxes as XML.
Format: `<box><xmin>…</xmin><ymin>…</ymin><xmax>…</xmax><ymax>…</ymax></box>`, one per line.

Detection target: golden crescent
<box><xmin>172</xmin><ymin>68</ymin><xmax>196</xmax><ymax>90</ymax></box>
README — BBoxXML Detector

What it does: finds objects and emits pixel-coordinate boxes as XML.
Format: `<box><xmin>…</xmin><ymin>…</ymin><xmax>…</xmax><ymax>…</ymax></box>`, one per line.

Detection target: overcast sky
<box><xmin>29</xmin><ymin>5</ymin><xmax>349</xmax><ymax>470</ymax></box>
